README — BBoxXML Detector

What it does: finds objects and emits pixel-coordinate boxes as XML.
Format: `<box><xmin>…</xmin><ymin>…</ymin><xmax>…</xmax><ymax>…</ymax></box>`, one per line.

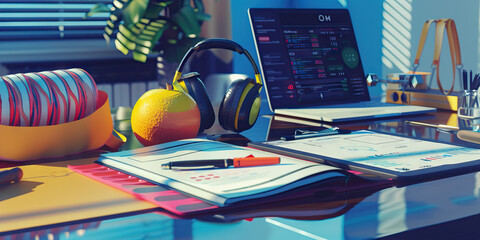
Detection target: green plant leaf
<box><xmin>196</xmin><ymin>12</ymin><xmax>211</xmax><ymax>22</ymax></box>
<box><xmin>141</xmin><ymin>22</ymin><xmax>168</xmax><ymax>48</ymax></box>
<box><xmin>170</xmin><ymin>6</ymin><xmax>201</xmax><ymax>37</ymax></box>
<box><xmin>133</xmin><ymin>52</ymin><xmax>148</xmax><ymax>62</ymax></box>
<box><xmin>115</xmin><ymin>39</ymin><xmax>130</xmax><ymax>55</ymax></box>
<box><xmin>87</xmin><ymin>0</ymin><xmax>211</xmax><ymax>62</ymax></box>
<box><xmin>85</xmin><ymin>3</ymin><xmax>112</xmax><ymax>17</ymax></box>
<box><xmin>100</xmin><ymin>1</ymin><xmax>126</xmax><ymax>39</ymax></box>
<box><xmin>122</xmin><ymin>0</ymin><xmax>149</xmax><ymax>27</ymax></box>
<box><xmin>118</xmin><ymin>25</ymin><xmax>137</xmax><ymax>50</ymax></box>
<box><xmin>144</xmin><ymin>0</ymin><xmax>174</xmax><ymax>18</ymax></box>
<box><xmin>114</xmin><ymin>18</ymin><xmax>172</xmax><ymax>63</ymax></box>
<box><xmin>151</xmin><ymin>0</ymin><xmax>175</xmax><ymax>7</ymax></box>
<box><xmin>133</xmin><ymin>19</ymin><xmax>170</xmax><ymax>62</ymax></box>
<box><xmin>192</xmin><ymin>0</ymin><xmax>204</xmax><ymax>12</ymax></box>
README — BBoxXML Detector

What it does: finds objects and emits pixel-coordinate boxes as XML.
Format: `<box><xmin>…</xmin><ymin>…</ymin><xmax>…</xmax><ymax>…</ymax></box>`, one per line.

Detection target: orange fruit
<box><xmin>131</xmin><ymin>88</ymin><xmax>200</xmax><ymax>146</ymax></box>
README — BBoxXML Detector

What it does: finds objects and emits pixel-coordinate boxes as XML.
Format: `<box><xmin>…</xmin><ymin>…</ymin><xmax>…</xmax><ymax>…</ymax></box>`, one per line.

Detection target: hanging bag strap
<box><xmin>413</xmin><ymin>18</ymin><xmax>462</xmax><ymax>95</ymax></box>
<box><xmin>433</xmin><ymin>18</ymin><xmax>462</xmax><ymax>95</ymax></box>
<box><xmin>445</xmin><ymin>19</ymin><xmax>462</xmax><ymax>90</ymax></box>
<box><xmin>413</xmin><ymin>19</ymin><xmax>435</xmax><ymax>70</ymax></box>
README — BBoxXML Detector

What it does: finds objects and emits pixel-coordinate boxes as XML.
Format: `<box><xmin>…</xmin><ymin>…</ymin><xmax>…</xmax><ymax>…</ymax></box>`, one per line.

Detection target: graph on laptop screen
<box><xmin>249</xmin><ymin>9</ymin><xmax>370</xmax><ymax>109</ymax></box>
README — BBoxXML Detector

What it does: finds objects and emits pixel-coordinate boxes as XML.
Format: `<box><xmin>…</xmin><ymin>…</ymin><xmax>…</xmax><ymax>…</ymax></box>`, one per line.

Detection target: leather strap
<box><xmin>414</xmin><ymin>19</ymin><xmax>435</xmax><ymax>66</ymax></box>
<box><xmin>446</xmin><ymin>19</ymin><xmax>462</xmax><ymax>90</ymax></box>
<box><xmin>414</xmin><ymin>19</ymin><xmax>462</xmax><ymax>95</ymax></box>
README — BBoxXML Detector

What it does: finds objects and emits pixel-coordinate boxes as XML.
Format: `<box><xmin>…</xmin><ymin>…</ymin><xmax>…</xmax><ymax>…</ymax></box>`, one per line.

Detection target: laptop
<box><xmin>248</xmin><ymin>8</ymin><xmax>436</xmax><ymax>122</ymax></box>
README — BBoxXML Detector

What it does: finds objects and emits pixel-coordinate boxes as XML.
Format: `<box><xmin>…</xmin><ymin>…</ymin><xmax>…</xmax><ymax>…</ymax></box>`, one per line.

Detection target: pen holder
<box><xmin>458</xmin><ymin>90</ymin><xmax>480</xmax><ymax>131</ymax></box>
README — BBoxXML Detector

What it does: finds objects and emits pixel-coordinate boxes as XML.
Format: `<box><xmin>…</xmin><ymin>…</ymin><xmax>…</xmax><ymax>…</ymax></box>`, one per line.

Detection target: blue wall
<box><xmin>347</xmin><ymin>0</ymin><xmax>383</xmax><ymax>99</ymax></box>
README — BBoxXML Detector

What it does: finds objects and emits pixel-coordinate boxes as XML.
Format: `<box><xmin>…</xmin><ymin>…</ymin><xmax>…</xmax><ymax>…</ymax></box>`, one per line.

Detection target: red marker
<box><xmin>0</xmin><ymin>167</ymin><xmax>23</xmax><ymax>186</ymax></box>
<box><xmin>161</xmin><ymin>157</ymin><xmax>281</xmax><ymax>170</ymax></box>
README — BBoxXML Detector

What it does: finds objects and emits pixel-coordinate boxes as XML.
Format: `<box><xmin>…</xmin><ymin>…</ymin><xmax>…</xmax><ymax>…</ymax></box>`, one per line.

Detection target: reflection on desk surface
<box><xmin>4</xmin><ymin>170</ymin><xmax>480</xmax><ymax>240</ymax></box>
<box><xmin>269</xmin><ymin>111</ymin><xmax>462</xmax><ymax>145</ymax></box>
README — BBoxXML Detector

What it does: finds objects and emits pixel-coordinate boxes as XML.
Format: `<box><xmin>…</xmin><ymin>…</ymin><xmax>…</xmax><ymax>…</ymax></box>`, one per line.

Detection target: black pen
<box><xmin>471</xmin><ymin>70</ymin><xmax>473</xmax><ymax>91</ymax></box>
<box><xmin>474</xmin><ymin>73</ymin><xmax>480</xmax><ymax>90</ymax></box>
<box><xmin>0</xmin><ymin>167</ymin><xmax>23</xmax><ymax>186</ymax></box>
<box><xmin>281</xmin><ymin>127</ymin><xmax>351</xmax><ymax>141</ymax></box>
<box><xmin>161</xmin><ymin>157</ymin><xmax>281</xmax><ymax>170</ymax></box>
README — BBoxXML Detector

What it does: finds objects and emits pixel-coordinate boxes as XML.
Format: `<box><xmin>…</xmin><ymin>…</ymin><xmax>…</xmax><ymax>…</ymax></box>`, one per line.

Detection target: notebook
<box><xmin>248</xmin><ymin>8</ymin><xmax>436</xmax><ymax>122</ymax></box>
<box><xmin>249</xmin><ymin>130</ymin><xmax>480</xmax><ymax>182</ymax></box>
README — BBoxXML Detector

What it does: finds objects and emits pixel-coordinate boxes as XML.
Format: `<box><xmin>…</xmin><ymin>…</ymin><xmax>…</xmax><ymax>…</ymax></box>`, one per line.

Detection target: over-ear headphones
<box><xmin>171</xmin><ymin>38</ymin><xmax>263</xmax><ymax>133</ymax></box>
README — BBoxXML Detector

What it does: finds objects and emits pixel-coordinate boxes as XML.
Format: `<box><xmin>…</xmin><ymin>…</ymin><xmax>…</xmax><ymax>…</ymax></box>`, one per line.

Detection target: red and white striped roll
<box><xmin>0</xmin><ymin>68</ymin><xmax>98</xmax><ymax>126</ymax></box>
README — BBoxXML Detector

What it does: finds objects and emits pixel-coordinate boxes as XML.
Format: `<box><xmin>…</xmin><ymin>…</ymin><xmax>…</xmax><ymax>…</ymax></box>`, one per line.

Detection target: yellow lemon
<box><xmin>131</xmin><ymin>88</ymin><xmax>200</xmax><ymax>146</ymax></box>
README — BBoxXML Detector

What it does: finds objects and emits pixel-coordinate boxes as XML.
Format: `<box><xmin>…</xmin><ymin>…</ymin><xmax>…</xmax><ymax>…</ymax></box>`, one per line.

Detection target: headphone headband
<box><xmin>192</xmin><ymin>38</ymin><xmax>246</xmax><ymax>54</ymax></box>
<box><xmin>172</xmin><ymin>39</ymin><xmax>262</xmax><ymax>90</ymax></box>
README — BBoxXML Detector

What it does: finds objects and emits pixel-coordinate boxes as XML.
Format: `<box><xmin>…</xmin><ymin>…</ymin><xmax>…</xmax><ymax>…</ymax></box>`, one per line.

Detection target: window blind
<box><xmin>0</xmin><ymin>0</ymin><xmax>112</xmax><ymax>41</ymax></box>
<box><xmin>0</xmin><ymin>0</ymin><xmax>158</xmax><ymax>88</ymax></box>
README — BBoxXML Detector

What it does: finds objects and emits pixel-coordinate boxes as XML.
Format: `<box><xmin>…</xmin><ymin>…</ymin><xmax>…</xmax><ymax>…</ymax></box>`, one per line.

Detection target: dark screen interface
<box><xmin>251</xmin><ymin>9</ymin><xmax>369</xmax><ymax>108</ymax></box>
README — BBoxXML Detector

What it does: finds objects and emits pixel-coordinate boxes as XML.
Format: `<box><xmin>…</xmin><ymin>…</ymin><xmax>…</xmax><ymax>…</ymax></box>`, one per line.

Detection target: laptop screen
<box><xmin>249</xmin><ymin>8</ymin><xmax>370</xmax><ymax>110</ymax></box>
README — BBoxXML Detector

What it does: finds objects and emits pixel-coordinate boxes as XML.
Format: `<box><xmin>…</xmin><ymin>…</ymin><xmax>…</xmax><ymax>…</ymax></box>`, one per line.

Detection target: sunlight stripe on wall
<box><xmin>381</xmin><ymin>0</ymin><xmax>412</xmax><ymax>73</ymax></box>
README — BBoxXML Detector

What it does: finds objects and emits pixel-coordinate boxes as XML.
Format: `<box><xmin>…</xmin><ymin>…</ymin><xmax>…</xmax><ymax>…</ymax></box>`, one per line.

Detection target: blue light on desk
<box><xmin>265</xmin><ymin>217</ymin><xmax>344</xmax><ymax>240</ymax></box>
<box><xmin>59</xmin><ymin>213</ymin><xmax>174</xmax><ymax>240</ymax></box>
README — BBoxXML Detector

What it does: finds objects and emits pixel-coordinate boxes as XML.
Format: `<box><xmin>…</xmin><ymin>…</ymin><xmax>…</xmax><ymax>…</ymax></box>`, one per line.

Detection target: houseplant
<box><xmin>88</xmin><ymin>0</ymin><xmax>210</xmax><ymax>63</ymax></box>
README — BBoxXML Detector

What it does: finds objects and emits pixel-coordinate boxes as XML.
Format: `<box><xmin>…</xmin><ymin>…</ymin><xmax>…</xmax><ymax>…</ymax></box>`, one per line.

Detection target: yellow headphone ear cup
<box><xmin>219</xmin><ymin>78</ymin><xmax>261</xmax><ymax>132</ymax></box>
<box><xmin>235</xmin><ymin>81</ymin><xmax>261</xmax><ymax>131</ymax></box>
<box><xmin>249</xmin><ymin>96</ymin><xmax>262</xmax><ymax>125</ymax></box>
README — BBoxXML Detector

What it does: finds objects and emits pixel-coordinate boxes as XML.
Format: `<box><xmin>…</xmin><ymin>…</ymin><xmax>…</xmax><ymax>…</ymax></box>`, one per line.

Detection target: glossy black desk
<box><xmin>3</xmin><ymin>110</ymin><xmax>480</xmax><ymax>240</ymax></box>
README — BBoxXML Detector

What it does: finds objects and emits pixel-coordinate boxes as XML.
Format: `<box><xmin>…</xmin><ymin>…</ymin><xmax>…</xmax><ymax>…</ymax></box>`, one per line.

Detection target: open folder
<box><xmin>70</xmin><ymin>138</ymin><xmax>390</xmax><ymax>215</ymax></box>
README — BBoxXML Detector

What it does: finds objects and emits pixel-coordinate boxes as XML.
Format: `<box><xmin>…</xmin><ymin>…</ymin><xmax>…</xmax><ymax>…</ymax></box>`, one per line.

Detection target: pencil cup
<box><xmin>458</xmin><ymin>90</ymin><xmax>480</xmax><ymax>131</ymax></box>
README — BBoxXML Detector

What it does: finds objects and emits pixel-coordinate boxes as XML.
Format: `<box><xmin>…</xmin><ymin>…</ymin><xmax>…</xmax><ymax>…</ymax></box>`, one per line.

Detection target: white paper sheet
<box><xmin>264</xmin><ymin>130</ymin><xmax>480</xmax><ymax>173</ymax></box>
<box><xmin>98</xmin><ymin>139</ymin><xmax>346</xmax><ymax>206</ymax></box>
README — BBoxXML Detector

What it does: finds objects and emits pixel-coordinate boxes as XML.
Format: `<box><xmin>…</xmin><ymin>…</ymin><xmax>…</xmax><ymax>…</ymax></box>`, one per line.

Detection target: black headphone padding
<box><xmin>182</xmin><ymin>74</ymin><xmax>215</xmax><ymax>132</ymax></box>
<box><xmin>218</xmin><ymin>78</ymin><xmax>257</xmax><ymax>132</ymax></box>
